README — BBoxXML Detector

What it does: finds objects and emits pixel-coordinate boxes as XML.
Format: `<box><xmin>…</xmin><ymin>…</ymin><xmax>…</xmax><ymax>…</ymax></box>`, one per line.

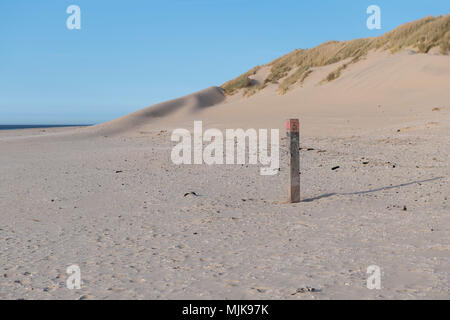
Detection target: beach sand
<box><xmin>0</xmin><ymin>50</ymin><xmax>449</xmax><ymax>299</ymax></box>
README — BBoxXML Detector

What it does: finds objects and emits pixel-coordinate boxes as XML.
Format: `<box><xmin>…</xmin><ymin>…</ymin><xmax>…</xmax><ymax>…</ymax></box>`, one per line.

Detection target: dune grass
<box><xmin>441</xmin><ymin>30</ymin><xmax>450</xmax><ymax>54</ymax></box>
<box><xmin>221</xmin><ymin>15</ymin><xmax>450</xmax><ymax>95</ymax></box>
<box><xmin>278</xmin><ymin>67</ymin><xmax>313</xmax><ymax>94</ymax></box>
<box><xmin>372</xmin><ymin>15</ymin><xmax>450</xmax><ymax>53</ymax></box>
<box><xmin>221</xmin><ymin>66</ymin><xmax>261</xmax><ymax>95</ymax></box>
<box><xmin>243</xmin><ymin>83</ymin><xmax>266</xmax><ymax>97</ymax></box>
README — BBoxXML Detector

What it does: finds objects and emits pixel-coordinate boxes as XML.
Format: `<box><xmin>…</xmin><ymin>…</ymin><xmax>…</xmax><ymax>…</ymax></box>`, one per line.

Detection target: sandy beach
<box><xmin>1</xmin><ymin>47</ymin><xmax>449</xmax><ymax>299</ymax></box>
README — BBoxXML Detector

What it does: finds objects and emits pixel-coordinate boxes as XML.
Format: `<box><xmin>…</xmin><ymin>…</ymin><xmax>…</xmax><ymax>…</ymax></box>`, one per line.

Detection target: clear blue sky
<box><xmin>0</xmin><ymin>0</ymin><xmax>448</xmax><ymax>124</ymax></box>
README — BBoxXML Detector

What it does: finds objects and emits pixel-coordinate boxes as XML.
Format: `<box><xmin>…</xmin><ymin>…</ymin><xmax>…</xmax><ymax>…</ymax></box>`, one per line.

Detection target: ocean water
<box><xmin>0</xmin><ymin>125</ymin><xmax>91</xmax><ymax>130</ymax></box>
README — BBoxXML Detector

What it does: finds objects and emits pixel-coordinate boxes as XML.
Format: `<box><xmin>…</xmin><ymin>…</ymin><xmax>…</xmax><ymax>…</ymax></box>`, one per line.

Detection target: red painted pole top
<box><xmin>286</xmin><ymin>119</ymin><xmax>299</xmax><ymax>132</ymax></box>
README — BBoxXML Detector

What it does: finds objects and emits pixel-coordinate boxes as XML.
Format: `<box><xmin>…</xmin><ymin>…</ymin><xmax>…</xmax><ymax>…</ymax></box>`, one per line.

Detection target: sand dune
<box><xmin>5</xmin><ymin>48</ymin><xmax>448</xmax><ymax>141</ymax></box>
<box><xmin>88</xmin><ymin>86</ymin><xmax>225</xmax><ymax>136</ymax></box>
<box><xmin>80</xmin><ymin>49</ymin><xmax>450</xmax><ymax>137</ymax></box>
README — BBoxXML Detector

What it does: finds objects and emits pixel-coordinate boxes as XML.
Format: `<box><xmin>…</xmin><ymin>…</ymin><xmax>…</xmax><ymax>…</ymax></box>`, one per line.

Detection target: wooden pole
<box><xmin>286</xmin><ymin>119</ymin><xmax>300</xmax><ymax>203</ymax></box>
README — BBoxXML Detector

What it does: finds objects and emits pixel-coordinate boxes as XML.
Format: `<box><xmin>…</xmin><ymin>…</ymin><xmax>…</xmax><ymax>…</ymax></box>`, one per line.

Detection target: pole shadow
<box><xmin>301</xmin><ymin>177</ymin><xmax>444</xmax><ymax>203</ymax></box>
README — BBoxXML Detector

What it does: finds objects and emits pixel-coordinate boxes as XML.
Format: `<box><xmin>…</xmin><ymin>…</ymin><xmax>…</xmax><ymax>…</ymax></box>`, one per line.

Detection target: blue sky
<box><xmin>0</xmin><ymin>0</ymin><xmax>449</xmax><ymax>124</ymax></box>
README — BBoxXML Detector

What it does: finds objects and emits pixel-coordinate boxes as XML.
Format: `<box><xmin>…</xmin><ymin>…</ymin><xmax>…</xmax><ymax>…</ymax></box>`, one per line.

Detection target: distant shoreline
<box><xmin>0</xmin><ymin>125</ymin><xmax>92</xmax><ymax>131</ymax></box>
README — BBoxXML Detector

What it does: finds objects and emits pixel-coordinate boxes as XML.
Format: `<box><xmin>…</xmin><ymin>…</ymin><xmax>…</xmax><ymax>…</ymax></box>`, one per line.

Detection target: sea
<box><xmin>0</xmin><ymin>125</ymin><xmax>92</xmax><ymax>130</ymax></box>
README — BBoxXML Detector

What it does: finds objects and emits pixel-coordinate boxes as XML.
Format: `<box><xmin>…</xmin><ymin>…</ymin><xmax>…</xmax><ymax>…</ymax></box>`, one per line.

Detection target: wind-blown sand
<box><xmin>0</xmin><ymin>50</ymin><xmax>449</xmax><ymax>299</ymax></box>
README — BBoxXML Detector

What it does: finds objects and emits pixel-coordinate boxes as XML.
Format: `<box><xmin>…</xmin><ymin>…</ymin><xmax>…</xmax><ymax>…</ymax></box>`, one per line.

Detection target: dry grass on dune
<box><xmin>221</xmin><ymin>15</ymin><xmax>450</xmax><ymax>96</ymax></box>
<box><xmin>373</xmin><ymin>15</ymin><xmax>450</xmax><ymax>54</ymax></box>
<box><xmin>221</xmin><ymin>66</ymin><xmax>261</xmax><ymax>95</ymax></box>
